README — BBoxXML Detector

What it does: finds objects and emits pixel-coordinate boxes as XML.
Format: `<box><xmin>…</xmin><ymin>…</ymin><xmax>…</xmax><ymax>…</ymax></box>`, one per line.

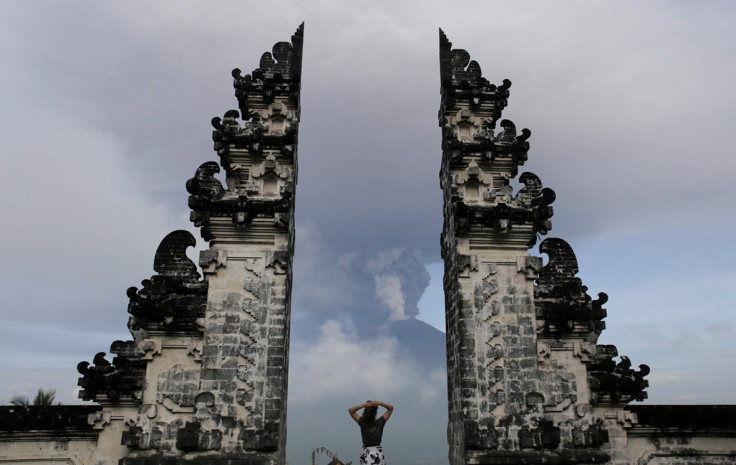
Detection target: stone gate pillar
<box><xmin>438</xmin><ymin>29</ymin><xmax>553</xmax><ymax>464</ymax></box>
<box><xmin>76</xmin><ymin>25</ymin><xmax>303</xmax><ymax>465</ymax></box>
<box><xmin>186</xmin><ymin>23</ymin><xmax>304</xmax><ymax>464</ymax></box>
<box><xmin>438</xmin><ymin>30</ymin><xmax>648</xmax><ymax>465</ymax></box>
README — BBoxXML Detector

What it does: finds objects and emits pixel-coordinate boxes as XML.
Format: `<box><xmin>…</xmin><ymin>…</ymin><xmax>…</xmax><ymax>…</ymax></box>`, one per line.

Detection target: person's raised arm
<box><xmin>377</xmin><ymin>400</ymin><xmax>394</xmax><ymax>421</ymax></box>
<box><xmin>348</xmin><ymin>402</ymin><xmax>368</xmax><ymax>423</ymax></box>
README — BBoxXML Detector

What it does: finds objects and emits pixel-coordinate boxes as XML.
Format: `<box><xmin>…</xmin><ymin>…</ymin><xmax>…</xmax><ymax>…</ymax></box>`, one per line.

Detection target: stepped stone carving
<box><xmin>77</xmin><ymin>349</ymin><xmax>146</xmax><ymax>403</ymax></box>
<box><xmin>439</xmin><ymin>29</ymin><xmax>649</xmax><ymax>465</ymax></box>
<box><xmin>535</xmin><ymin>238</ymin><xmax>607</xmax><ymax>336</ymax></box>
<box><xmin>75</xmin><ymin>25</ymin><xmax>303</xmax><ymax>465</ymax></box>
<box><xmin>588</xmin><ymin>348</ymin><xmax>650</xmax><ymax>404</ymax></box>
<box><xmin>126</xmin><ymin>230</ymin><xmax>208</xmax><ymax>333</ymax></box>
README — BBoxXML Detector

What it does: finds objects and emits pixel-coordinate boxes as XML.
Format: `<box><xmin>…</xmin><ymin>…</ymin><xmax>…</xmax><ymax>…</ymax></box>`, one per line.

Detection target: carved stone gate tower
<box><xmin>438</xmin><ymin>31</ymin><xmax>650</xmax><ymax>465</ymax></box>
<box><xmin>73</xmin><ymin>25</ymin><xmax>303</xmax><ymax>465</ymax></box>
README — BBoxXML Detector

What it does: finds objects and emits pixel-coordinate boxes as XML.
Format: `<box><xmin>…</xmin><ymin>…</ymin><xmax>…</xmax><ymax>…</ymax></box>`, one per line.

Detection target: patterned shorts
<box><xmin>360</xmin><ymin>445</ymin><xmax>385</xmax><ymax>465</ymax></box>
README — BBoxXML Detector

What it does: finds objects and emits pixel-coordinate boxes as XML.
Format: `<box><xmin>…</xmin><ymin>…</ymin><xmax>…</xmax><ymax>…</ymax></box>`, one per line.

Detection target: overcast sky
<box><xmin>2</xmin><ymin>1</ymin><xmax>736</xmax><ymax>464</ymax></box>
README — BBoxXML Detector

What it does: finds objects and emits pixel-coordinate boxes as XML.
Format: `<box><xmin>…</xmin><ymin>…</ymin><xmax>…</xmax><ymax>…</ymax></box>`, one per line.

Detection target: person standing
<box><xmin>348</xmin><ymin>400</ymin><xmax>394</xmax><ymax>465</ymax></box>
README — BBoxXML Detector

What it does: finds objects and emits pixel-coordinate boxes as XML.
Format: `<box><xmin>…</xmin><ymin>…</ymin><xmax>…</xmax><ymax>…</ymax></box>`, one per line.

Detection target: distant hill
<box><xmin>382</xmin><ymin>318</ymin><xmax>446</xmax><ymax>370</ymax></box>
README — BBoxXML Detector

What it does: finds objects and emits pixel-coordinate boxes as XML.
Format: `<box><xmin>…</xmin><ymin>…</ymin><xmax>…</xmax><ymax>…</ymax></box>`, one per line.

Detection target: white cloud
<box><xmin>0</xmin><ymin>46</ymin><xmax>196</xmax><ymax>403</ymax></box>
<box><xmin>0</xmin><ymin>94</ymin><xmax>189</xmax><ymax>322</ymax></box>
<box><xmin>364</xmin><ymin>249</ymin><xmax>431</xmax><ymax>321</ymax></box>
<box><xmin>373</xmin><ymin>274</ymin><xmax>407</xmax><ymax>321</ymax></box>
<box><xmin>289</xmin><ymin>320</ymin><xmax>444</xmax><ymax>404</ymax></box>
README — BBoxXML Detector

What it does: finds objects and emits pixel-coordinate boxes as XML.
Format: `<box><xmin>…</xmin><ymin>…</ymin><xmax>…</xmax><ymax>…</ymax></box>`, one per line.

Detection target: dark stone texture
<box><xmin>518</xmin><ymin>420</ymin><xmax>561</xmax><ymax>449</ymax></box>
<box><xmin>535</xmin><ymin>238</ymin><xmax>607</xmax><ymax>337</ymax></box>
<box><xmin>188</xmin><ymin>161</ymin><xmax>293</xmax><ymax>240</ymax></box>
<box><xmin>627</xmin><ymin>405</ymin><xmax>736</xmax><ymax>432</ymax></box>
<box><xmin>588</xmin><ymin>346</ymin><xmax>650</xmax><ymax>404</ymax></box>
<box><xmin>126</xmin><ymin>230</ymin><xmax>208</xmax><ymax>333</ymax></box>
<box><xmin>452</xmin><ymin>195</ymin><xmax>554</xmax><ymax>245</ymax></box>
<box><xmin>0</xmin><ymin>405</ymin><xmax>101</xmax><ymax>433</ymax></box>
<box><xmin>77</xmin><ymin>348</ymin><xmax>146</xmax><ymax>402</ymax></box>
<box><xmin>439</xmin><ymin>29</ymin><xmax>509</xmax><ymax>123</ymax></box>
<box><xmin>176</xmin><ymin>421</ymin><xmax>202</xmax><ymax>451</ymax></box>
<box><xmin>571</xmin><ymin>421</ymin><xmax>609</xmax><ymax>447</ymax></box>
<box><xmin>232</xmin><ymin>23</ymin><xmax>304</xmax><ymax>116</ymax></box>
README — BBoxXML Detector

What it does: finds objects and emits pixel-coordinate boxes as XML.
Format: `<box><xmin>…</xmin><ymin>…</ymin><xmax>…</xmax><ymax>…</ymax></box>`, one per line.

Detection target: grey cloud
<box><xmin>365</xmin><ymin>249</ymin><xmax>431</xmax><ymax>321</ymax></box>
<box><xmin>292</xmin><ymin>224</ymin><xmax>432</xmax><ymax>336</ymax></box>
<box><xmin>289</xmin><ymin>320</ymin><xmax>443</xmax><ymax>404</ymax></box>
